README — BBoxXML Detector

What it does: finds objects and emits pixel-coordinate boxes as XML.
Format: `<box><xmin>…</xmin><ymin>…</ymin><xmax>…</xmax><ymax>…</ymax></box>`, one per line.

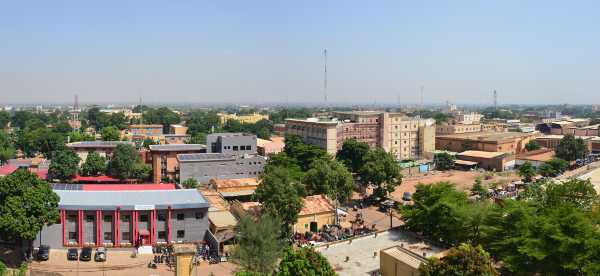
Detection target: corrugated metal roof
<box><xmin>178</xmin><ymin>153</ymin><xmax>236</xmax><ymax>162</ymax></box>
<box><xmin>67</xmin><ymin>141</ymin><xmax>133</xmax><ymax>148</ymax></box>
<box><xmin>55</xmin><ymin>189</ymin><xmax>209</xmax><ymax>210</ymax></box>
<box><xmin>208</xmin><ymin>210</ymin><xmax>238</xmax><ymax>228</ymax></box>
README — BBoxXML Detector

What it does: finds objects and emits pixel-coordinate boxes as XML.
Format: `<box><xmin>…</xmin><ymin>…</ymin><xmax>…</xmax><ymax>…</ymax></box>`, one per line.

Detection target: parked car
<box><xmin>37</xmin><ymin>245</ymin><xmax>50</xmax><ymax>261</ymax></box>
<box><xmin>94</xmin><ymin>247</ymin><xmax>107</xmax><ymax>262</ymax></box>
<box><xmin>402</xmin><ymin>192</ymin><xmax>412</xmax><ymax>202</ymax></box>
<box><xmin>80</xmin><ymin>247</ymin><xmax>92</xmax><ymax>261</ymax></box>
<box><xmin>67</xmin><ymin>248</ymin><xmax>78</xmax><ymax>261</ymax></box>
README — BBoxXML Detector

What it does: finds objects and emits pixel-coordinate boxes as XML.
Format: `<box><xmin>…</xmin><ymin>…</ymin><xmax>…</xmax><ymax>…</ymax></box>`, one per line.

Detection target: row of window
<box><xmin>69</xmin><ymin>212</ymin><xmax>205</xmax><ymax>224</ymax></box>
<box><xmin>223</xmin><ymin>145</ymin><xmax>253</xmax><ymax>151</ymax></box>
<box><xmin>68</xmin><ymin>230</ymin><xmax>186</xmax><ymax>241</ymax></box>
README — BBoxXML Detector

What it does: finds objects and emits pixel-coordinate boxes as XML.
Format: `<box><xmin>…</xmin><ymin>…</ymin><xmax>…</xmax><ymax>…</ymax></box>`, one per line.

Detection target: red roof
<box><xmin>0</xmin><ymin>165</ymin><xmax>18</xmax><ymax>176</ymax></box>
<box><xmin>82</xmin><ymin>183</ymin><xmax>176</xmax><ymax>191</ymax></box>
<box><xmin>32</xmin><ymin>168</ymin><xmax>48</xmax><ymax>180</ymax></box>
<box><xmin>73</xmin><ymin>175</ymin><xmax>123</xmax><ymax>183</ymax></box>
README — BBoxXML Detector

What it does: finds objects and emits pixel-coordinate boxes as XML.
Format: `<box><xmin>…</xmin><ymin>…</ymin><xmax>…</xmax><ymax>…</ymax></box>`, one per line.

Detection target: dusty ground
<box><xmin>28</xmin><ymin>249</ymin><xmax>238</xmax><ymax>276</ymax></box>
<box><xmin>390</xmin><ymin>170</ymin><xmax>519</xmax><ymax>202</ymax></box>
<box><xmin>340</xmin><ymin>206</ymin><xmax>403</xmax><ymax>232</ymax></box>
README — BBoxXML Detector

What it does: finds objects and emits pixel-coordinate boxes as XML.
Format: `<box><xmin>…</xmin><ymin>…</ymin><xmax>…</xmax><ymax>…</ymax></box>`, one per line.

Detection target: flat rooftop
<box><xmin>55</xmin><ymin>189</ymin><xmax>209</xmax><ymax>210</ymax></box>
<box><xmin>66</xmin><ymin>141</ymin><xmax>133</xmax><ymax>148</ymax></box>
<box><xmin>458</xmin><ymin>150</ymin><xmax>507</xmax><ymax>159</ymax></box>
<box><xmin>149</xmin><ymin>144</ymin><xmax>205</xmax><ymax>152</ymax></box>
<box><xmin>516</xmin><ymin>149</ymin><xmax>555</xmax><ymax>162</ymax></box>
<box><xmin>437</xmin><ymin>131</ymin><xmax>536</xmax><ymax>142</ymax></box>
<box><xmin>285</xmin><ymin>118</ymin><xmax>339</xmax><ymax>125</ymax></box>
<box><xmin>177</xmin><ymin>153</ymin><xmax>236</xmax><ymax>162</ymax></box>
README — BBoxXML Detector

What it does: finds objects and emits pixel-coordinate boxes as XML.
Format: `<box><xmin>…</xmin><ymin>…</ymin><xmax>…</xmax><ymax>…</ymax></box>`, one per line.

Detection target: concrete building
<box><xmin>148</xmin><ymin>144</ymin><xmax>206</xmax><ymax>183</ymax></box>
<box><xmin>170</xmin><ymin>124</ymin><xmax>188</xmax><ymax>135</ymax></box>
<box><xmin>436</xmin><ymin>131</ymin><xmax>539</xmax><ymax>155</ymax></box>
<box><xmin>208</xmin><ymin>177</ymin><xmax>259</xmax><ymax>199</ymax></box>
<box><xmin>293</xmin><ymin>195</ymin><xmax>335</xmax><ymax>233</ymax></box>
<box><xmin>178</xmin><ymin>153</ymin><xmax>266</xmax><ymax>184</ymax></box>
<box><xmin>380</xmin><ymin>245</ymin><xmax>429</xmax><ymax>276</ymax></box>
<box><xmin>456</xmin><ymin>150</ymin><xmax>515</xmax><ymax>171</ymax></box>
<box><xmin>34</xmin><ymin>187</ymin><xmax>210</xmax><ymax>249</ymax></box>
<box><xmin>66</xmin><ymin>141</ymin><xmax>134</xmax><ymax>164</ymax></box>
<box><xmin>285</xmin><ymin>111</ymin><xmax>435</xmax><ymax>160</ymax></box>
<box><xmin>129</xmin><ymin>124</ymin><xmax>164</xmax><ymax>136</ymax></box>
<box><xmin>535</xmin><ymin>135</ymin><xmax>594</xmax><ymax>152</ymax></box>
<box><xmin>436</xmin><ymin>123</ymin><xmax>482</xmax><ymax>135</ymax></box>
<box><xmin>256</xmin><ymin>136</ymin><xmax>285</xmax><ymax>156</ymax></box>
<box><xmin>206</xmin><ymin>133</ymin><xmax>257</xmax><ymax>156</ymax></box>
<box><xmin>217</xmin><ymin>112</ymin><xmax>269</xmax><ymax>125</ymax></box>
<box><xmin>516</xmin><ymin>149</ymin><xmax>555</xmax><ymax>168</ymax></box>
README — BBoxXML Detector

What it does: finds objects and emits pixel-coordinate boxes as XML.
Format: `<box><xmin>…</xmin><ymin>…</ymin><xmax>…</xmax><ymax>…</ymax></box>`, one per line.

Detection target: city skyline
<box><xmin>1</xmin><ymin>1</ymin><xmax>599</xmax><ymax>104</ymax></box>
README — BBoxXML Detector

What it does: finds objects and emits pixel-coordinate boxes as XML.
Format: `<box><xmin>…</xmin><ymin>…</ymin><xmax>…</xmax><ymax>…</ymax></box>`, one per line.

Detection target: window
<box><xmin>104</xmin><ymin>232</ymin><xmax>112</xmax><ymax>241</ymax></box>
<box><xmin>68</xmin><ymin>232</ymin><xmax>77</xmax><ymax>240</ymax></box>
<box><xmin>195</xmin><ymin>212</ymin><xmax>204</xmax><ymax>219</ymax></box>
<box><xmin>177</xmin><ymin>213</ymin><xmax>185</xmax><ymax>221</ymax></box>
<box><xmin>121</xmin><ymin>215</ymin><xmax>130</xmax><ymax>222</ymax></box>
<box><xmin>177</xmin><ymin>230</ymin><xmax>185</xmax><ymax>238</ymax></box>
<box><xmin>157</xmin><ymin>214</ymin><xmax>166</xmax><ymax>221</ymax></box>
<box><xmin>246</xmin><ymin>145</ymin><xmax>251</xmax><ymax>150</ymax></box>
<box><xmin>103</xmin><ymin>215</ymin><xmax>112</xmax><ymax>222</ymax></box>
<box><xmin>140</xmin><ymin>215</ymin><xmax>149</xmax><ymax>222</ymax></box>
<box><xmin>67</xmin><ymin>215</ymin><xmax>77</xmax><ymax>222</ymax></box>
<box><xmin>158</xmin><ymin>231</ymin><xmax>166</xmax><ymax>240</ymax></box>
<box><xmin>122</xmin><ymin>232</ymin><xmax>131</xmax><ymax>241</ymax></box>
<box><xmin>233</xmin><ymin>146</ymin><xmax>239</xmax><ymax>151</ymax></box>
<box><xmin>86</xmin><ymin>215</ymin><xmax>94</xmax><ymax>222</ymax></box>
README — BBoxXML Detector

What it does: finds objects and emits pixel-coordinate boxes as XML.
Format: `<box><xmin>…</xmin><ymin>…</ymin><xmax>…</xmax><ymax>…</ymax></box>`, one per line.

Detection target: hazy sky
<box><xmin>1</xmin><ymin>1</ymin><xmax>599</xmax><ymax>105</ymax></box>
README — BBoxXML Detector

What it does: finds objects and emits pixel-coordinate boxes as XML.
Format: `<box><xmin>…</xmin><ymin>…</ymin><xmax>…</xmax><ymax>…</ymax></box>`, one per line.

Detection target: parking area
<box><xmin>29</xmin><ymin>249</ymin><xmax>237</xmax><ymax>276</ymax></box>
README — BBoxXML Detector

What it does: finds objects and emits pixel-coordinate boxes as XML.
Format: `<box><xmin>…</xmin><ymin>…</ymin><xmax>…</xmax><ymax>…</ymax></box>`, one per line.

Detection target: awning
<box><xmin>138</xmin><ymin>229</ymin><xmax>150</xmax><ymax>236</ymax></box>
<box><xmin>454</xmin><ymin>160</ymin><xmax>478</xmax><ymax>166</ymax></box>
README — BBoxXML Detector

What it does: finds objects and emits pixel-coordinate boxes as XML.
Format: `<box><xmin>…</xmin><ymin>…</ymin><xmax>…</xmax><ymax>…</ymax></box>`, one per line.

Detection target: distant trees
<box><xmin>555</xmin><ymin>134</ymin><xmax>588</xmax><ymax>161</ymax></box>
<box><xmin>223</xmin><ymin>119</ymin><xmax>273</xmax><ymax>140</ymax></box>
<box><xmin>100</xmin><ymin>126</ymin><xmax>121</xmax><ymax>141</ymax></box>
<box><xmin>186</xmin><ymin>111</ymin><xmax>220</xmax><ymax>135</ymax></box>
<box><xmin>182</xmin><ymin>178</ymin><xmax>199</xmax><ymax>189</ymax></box>
<box><xmin>525</xmin><ymin>140</ymin><xmax>541</xmax><ymax>151</ymax></box>
<box><xmin>538</xmin><ymin>158</ymin><xmax>569</xmax><ymax>177</ymax></box>
<box><xmin>85</xmin><ymin>107</ymin><xmax>130</xmax><ymax>130</ymax></box>
<box><xmin>233</xmin><ymin>215</ymin><xmax>285</xmax><ymax>274</ymax></box>
<box><xmin>419</xmin><ymin>243</ymin><xmax>498</xmax><ymax>276</ymax></box>
<box><xmin>283</xmin><ymin>135</ymin><xmax>328</xmax><ymax>170</ymax></box>
<box><xmin>433</xmin><ymin>152</ymin><xmax>455</xmax><ymax>171</ymax></box>
<box><xmin>518</xmin><ymin>161</ymin><xmax>536</xmax><ymax>182</ymax></box>
<box><xmin>188</xmin><ymin>132</ymin><xmax>207</xmax><ymax>144</ymax></box>
<box><xmin>336</xmin><ymin>139</ymin><xmax>369</xmax><ymax>173</ymax></box>
<box><xmin>48</xmin><ymin>150</ymin><xmax>81</xmax><ymax>181</ymax></box>
<box><xmin>277</xmin><ymin>247</ymin><xmax>336</xmax><ymax>276</ymax></box>
<box><xmin>80</xmin><ymin>152</ymin><xmax>107</xmax><ymax>176</ymax></box>
<box><xmin>0</xmin><ymin>170</ymin><xmax>60</xmax><ymax>258</ymax></box>
<box><xmin>359</xmin><ymin>149</ymin><xmax>402</xmax><ymax>198</ymax></box>
<box><xmin>142</xmin><ymin>107</ymin><xmax>181</xmax><ymax>133</ymax></box>
<box><xmin>0</xmin><ymin>130</ymin><xmax>15</xmax><ymax>164</ymax></box>
<box><xmin>0</xmin><ymin>110</ymin><xmax>9</xmax><ymax>128</ymax></box>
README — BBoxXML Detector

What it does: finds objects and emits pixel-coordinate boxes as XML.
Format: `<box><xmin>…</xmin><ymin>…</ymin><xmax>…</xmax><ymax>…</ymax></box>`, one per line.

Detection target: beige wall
<box><xmin>285</xmin><ymin>120</ymin><xmax>339</xmax><ymax>155</ymax></box>
<box><xmin>380</xmin><ymin>250</ymin><xmax>422</xmax><ymax>276</ymax></box>
<box><xmin>293</xmin><ymin>212</ymin><xmax>335</xmax><ymax>233</ymax></box>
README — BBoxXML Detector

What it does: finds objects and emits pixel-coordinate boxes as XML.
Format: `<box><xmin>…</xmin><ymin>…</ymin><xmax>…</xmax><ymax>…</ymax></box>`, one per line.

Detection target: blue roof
<box><xmin>55</xmin><ymin>189</ymin><xmax>210</xmax><ymax>211</ymax></box>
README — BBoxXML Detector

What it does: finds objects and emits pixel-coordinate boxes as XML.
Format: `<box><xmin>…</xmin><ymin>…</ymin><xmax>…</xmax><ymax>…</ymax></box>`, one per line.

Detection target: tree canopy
<box><xmin>434</xmin><ymin>152</ymin><xmax>455</xmax><ymax>171</ymax></box>
<box><xmin>182</xmin><ymin>178</ymin><xmax>199</xmax><ymax>189</ymax></box>
<box><xmin>277</xmin><ymin>247</ymin><xmax>337</xmax><ymax>276</ymax></box>
<box><xmin>48</xmin><ymin>150</ymin><xmax>81</xmax><ymax>181</ymax></box>
<box><xmin>284</xmin><ymin>134</ymin><xmax>328</xmax><ymax>170</ymax></box>
<box><xmin>234</xmin><ymin>215</ymin><xmax>285</xmax><ymax>274</ymax></box>
<box><xmin>107</xmin><ymin>144</ymin><xmax>146</xmax><ymax>180</ymax></box>
<box><xmin>336</xmin><ymin>139</ymin><xmax>369</xmax><ymax>173</ymax></box>
<box><xmin>100</xmin><ymin>126</ymin><xmax>121</xmax><ymax>141</ymax></box>
<box><xmin>359</xmin><ymin>148</ymin><xmax>402</xmax><ymax>198</ymax></box>
<box><xmin>255</xmin><ymin>166</ymin><xmax>304</xmax><ymax>228</ymax></box>
<box><xmin>525</xmin><ymin>140</ymin><xmax>541</xmax><ymax>151</ymax></box>
<box><xmin>537</xmin><ymin>158</ymin><xmax>569</xmax><ymax>177</ymax></box>
<box><xmin>518</xmin><ymin>161</ymin><xmax>536</xmax><ymax>183</ymax></box>
<box><xmin>419</xmin><ymin>243</ymin><xmax>498</xmax><ymax>276</ymax></box>
<box><xmin>555</xmin><ymin>134</ymin><xmax>589</xmax><ymax>161</ymax></box>
<box><xmin>142</xmin><ymin>107</ymin><xmax>180</xmax><ymax>133</ymax></box>
<box><xmin>80</xmin><ymin>151</ymin><xmax>107</xmax><ymax>176</ymax></box>
<box><xmin>304</xmin><ymin>158</ymin><xmax>354</xmax><ymax>204</ymax></box>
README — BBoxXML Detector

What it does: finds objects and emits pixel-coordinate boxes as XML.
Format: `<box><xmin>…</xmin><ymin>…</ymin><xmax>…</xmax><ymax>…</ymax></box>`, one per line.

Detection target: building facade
<box><xmin>217</xmin><ymin>112</ymin><xmax>269</xmax><ymax>125</ymax></box>
<box><xmin>148</xmin><ymin>144</ymin><xmax>206</xmax><ymax>183</ymax></box>
<box><xmin>34</xmin><ymin>189</ymin><xmax>210</xmax><ymax>248</ymax></box>
<box><xmin>66</xmin><ymin>141</ymin><xmax>134</xmax><ymax>164</ymax></box>
<box><xmin>436</xmin><ymin>132</ymin><xmax>539</xmax><ymax>155</ymax></box>
<box><xmin>206</xmin><ymin>133</ymin><xmax>257</xmax><ymax>156</ymax></box>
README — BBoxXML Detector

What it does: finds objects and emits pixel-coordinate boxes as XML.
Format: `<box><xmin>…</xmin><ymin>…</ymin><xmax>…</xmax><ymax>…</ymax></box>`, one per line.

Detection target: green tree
<box><xmin>304</xmin><ymin>158</ymin><xmax>354</xmax><ymax>204</ymax></box>
<box><xmin>525</xmin><ymin>140</ymin><xmax>541</xmax><ymax>151</ymax></box>
<box><xmin>34</xmin><ymin>129</ymin><xmax>65</xmax><ymax>158</ymax></box>
<box><xmin>518</xmin><ymin>161</ymin><xmax>536</xmax><ymax>182</ymax></box>
<box><xmin>255</xmin><ymin>166</ymin><xmax>304</xmax><ymax>228</ymax></box>
<box><xmin>0</xmin><ymin>260</ymin><xmax>6</xmax><ymax>275</ymax></box>
<box><xmin>54</xmin><ymin>121</ymin><xmax>73</xmax><ymax>134</ymax></box>
<box><xmin>188</xmin><ymin>132</ymin><xmax>207</xmax><ymax>144</ymax></box>
<box><xmin>434</xmin><ymin>152</ymin><xmax>455</xmax><ymax>171</ymax></box>
<box><xmin>0</xmin><ymin>170</ymin><xmax>60</xmax><ymax>258</ymax></box>
<box><xmin>142</xmin><ymin>138</ymin><xmax>157</xmax><ymax>149</ymax></box>
<box><xmin>223</xmin><ymin>119</ymin><xmax>244</xmax><ymax>132</ymax></box>
<box><xmin>277</xmin><ymin>247</ymin><xmax>337</xmax><ymax>276</ymax></box>
<box><xmin>471</xmin><ymin>177</ymin><xmax>488</xmax><ymax>199</ymax></box>
<box><xmin>80</xmin><ymin>152</ymin><xmax>107</xmax><ymax>176</ymax></box>
<box><xmin>0</xmin><ymin>130</ymin><xmax>15</xmax><ymax>164</ymax></box>
<box><xmin>186</xmin><ymin>111</ymin><xmax>220</xmax><ymax>135</ymax></box>
<box><xmin>264</xmin><ymin>152</ymin><xmax>305</xmax><ymax>182</ymax></box>
<box><xmin>109</xmin><ymin>112</ymin><xmax>129</xmax><ymax>130</ymax></box>
<box><xmin>67</xmin><ymin>131</ymin><xmax>95</xmax><ymax>142</ymax></box>
<box><xmin>234</xmin><ymin>215</ymin><xmax>285</xmax><ymax>274</ymax></box>
<box><xmin>100</xmin><ymin>126</ymin><xmax>121</xmax><ymax>141</ymax></box>
<box><xmin>336</xmin><ymin>139</ymin><xmax>370</xmax><ymax>173</ymax></box>
<box><xmin>284</xmin><ymin>134</ymin><xmax>328</xmax><ymax>170</ymax></box>
<box><xmin>11</xmin><ymin>111</ymin><xmax>35</xmax><ymax>129</ymax></box>
<box><xmin>48</xmin><ymin>150</ymin><xmax>81</xmax><ymax>181</ymax></box>
<box><xmin>143</xmin><ymin>107</ymin><xmax>180</xmax><ymax>133</ymax></box>
<box><xmin>555</xmin><ymin>134</ymin><xmax>589</xmax><ymax>161</ymax></box>
<box><xmin>107</xmin><ymin>144</ymin><xmax>142</xmax><ymax>180</ymax></box>
<box><xmin>359</xmin><ymin>149</ymin><xmax>402</xmax><ymax>198</ymax></box>
<box><xmin>538</xmin><ymin>157</ymin><xmax>569</xmax><ymax>177</ymax></box>
<box><xmin>419</xmin><ymin>243</ymin><xmax>498</xmax><ymax>276</ymax></box>
<box><xmin>182</xmin><ymin>178</ymin><xmax>199</xmax><ymax>189</ymax></box>
<box><xmin>0</xmin><ymin>110</ymin><xmax>10</xmax><ymax>128</ymax></box>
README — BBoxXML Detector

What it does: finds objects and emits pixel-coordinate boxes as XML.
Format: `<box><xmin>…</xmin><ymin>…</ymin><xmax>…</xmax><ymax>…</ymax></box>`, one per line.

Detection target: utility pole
<box><xmin>493</xmin><ymin>90</ymin><xmax>498</xmax><ymax>110</ymax></box>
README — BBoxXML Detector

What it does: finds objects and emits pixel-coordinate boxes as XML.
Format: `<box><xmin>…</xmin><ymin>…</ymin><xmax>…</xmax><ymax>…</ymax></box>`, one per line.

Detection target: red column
<box><xmin>133</xmin><ymin>210</ymin><xmax>138</xmax><ymax>246</ymax></box>
<box><xmin>114</xmin><ymin>208</ymin><xmax>119</xmax><ymax>247</ymax></box>
<box><xmin>167</xmin><ymin>206</ymin><xmax>172</xmax><ymax>244</ymax></box>
<box><xmin>96</xmin><ymin>210</ymin><xmax>102</xmax><ymax>247</ymax></box>
<box><xmin>61</xmin><ymin>209</ymin><xmax>66</xmax><ymax>246</ymax></box>
<box><xmin>78</xmin><ymin>210</ymin><xmax>83</xmax><ymax>246</ymax></box>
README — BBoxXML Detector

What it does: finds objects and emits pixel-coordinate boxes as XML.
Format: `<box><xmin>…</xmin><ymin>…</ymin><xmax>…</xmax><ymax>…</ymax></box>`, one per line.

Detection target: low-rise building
<box><xmin>217</xmin><ymin>112</ymin><xmax>269</xmax><ymax>125</ymax></box>
<box><xmin>293</xmin><ymin>195</ymin><xmax>335</xmax><ymax>233</ymax></box>
<box><xmin>516</xmin><ymin>149</ymin><xmax>555</xmax><ymax>167</ymax></box>
<box><xmin>380</xmin><ymin>245</ymin><xmax>429</xmax><ymax>276</ymax></box>
<box><xmin>207</xmin><ymin>133</ymin><xmax>257</xmax><ymax>156</ymax></box>
<box><xmin>34</xmin><ymin>187</ymin><xmax>211</xmax><ymax>248</ymax></box>
<box><xmin>436</xmin><ymin>131</ymin><xmax>539</xmax><ymax>155</ymax></box>
<box><xmin>456</xmin><ymin>150</ymin><xmax>515</xmax><ymax>171</ymax></box>
<box><xmin>256</xmin><ymin>136</ymin><xmax>285</xmax><ymax>156</ymax></box>
<box><xmin>129</xmin><ymin>124</ymin><xmax>164</xmax><ymax>136</ymax></box>
<box><xmin>148</xmin><ymin>144</ymin><xmax>206</xmax><ymax>183</ymax></box>
<box><xmin>170</xmin><ymin>124</ymin><xmax>189</xmax><ymax>135</ymax></box>
<box><xmin>66</xmin><ymin>141</ymin><xmax>135</xmax><ymax>163</ymax></box>
<box><xmin>208</xmin><ymin>177</ymin><xmax>259</xmax><ymax>199</ymax></box>
<box><xmin>535</xmin><ymin>135</ymin><xmax>594</xmax><ymax>152</ymax></box>
<box><xmin>178</xmin><ymin>153</ymin><xmax>266</xmax><ymax>184</ymax></box>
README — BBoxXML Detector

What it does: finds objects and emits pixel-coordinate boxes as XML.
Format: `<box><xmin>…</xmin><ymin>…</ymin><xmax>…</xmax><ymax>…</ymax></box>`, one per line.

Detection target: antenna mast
<box><xmin>493</xmin><ymin>90</ymin><xmax>498</xmax><ymax>110</ymax></box>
